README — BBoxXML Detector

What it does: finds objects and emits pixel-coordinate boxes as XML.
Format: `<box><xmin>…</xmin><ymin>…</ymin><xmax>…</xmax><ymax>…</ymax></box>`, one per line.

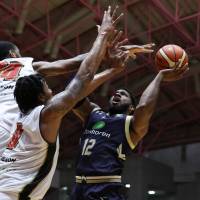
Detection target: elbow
<box><xmin>136</xmin><ymin>102</ymin><xmax>149</xmax><ymax>109</ymax></box>
<box><xmin>136</xmin><ymin>102</ymin><xmax>155</xmax><ymax>114</ymax></box>
<box><xmin>135</xmin><ymin>127</ymin><xmax>149</xmax><ymax>141</ymax></box>
<box><xmin>136</xmin><ymin>102</ymin><xmax>149</xmax><ymax>112</ymax></box>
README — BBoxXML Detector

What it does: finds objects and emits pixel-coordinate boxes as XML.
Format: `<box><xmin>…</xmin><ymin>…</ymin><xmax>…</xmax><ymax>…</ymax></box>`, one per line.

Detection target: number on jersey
<box><xmin>7</xmin><ymin>123</ymin><xmax>23</xmax><ymax>150</ymax></box>
<box><xmin>117</xmin><ymin>144</ymin><xmax>126</xmax><ymax>160</ymax></box>
<box><xmin>0</xmin><ymin>61</ymin><xmax>23</xmax><ymax>80</ymax></box>
<box><xmin>82</xmin><ymin>139</ymin><xmax>96</xmax><ymax>156</ymax></box>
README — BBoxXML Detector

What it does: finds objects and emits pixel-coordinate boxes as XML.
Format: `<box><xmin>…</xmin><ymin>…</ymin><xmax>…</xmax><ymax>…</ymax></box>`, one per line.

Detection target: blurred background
<box><xmin>0</xmin><ymin>0</ymin><xmax>200</xmax><ymax>199</ymax></box>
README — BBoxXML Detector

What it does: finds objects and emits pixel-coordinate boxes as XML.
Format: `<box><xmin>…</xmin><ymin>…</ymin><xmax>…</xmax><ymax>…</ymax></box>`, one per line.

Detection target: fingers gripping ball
<box><xmin>155</xmin><ymin>44</ymin><xmax>188</xmax><ymax>71</ymax></box>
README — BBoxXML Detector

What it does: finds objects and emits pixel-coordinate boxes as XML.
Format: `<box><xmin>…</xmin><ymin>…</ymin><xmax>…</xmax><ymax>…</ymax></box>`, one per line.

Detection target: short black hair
<box><xmin>14</xmin><ymin>74</ymin><xmax>45</xmax><ymax>114</ymax></box>
<box><xmin>119</xmin><ymin>88</ymin><xmax>137</xmax><ymax>107</ymax></box>
<box><xmin>0</xmin><ymin>41</ymin><xmax>18</xmax><ymax>60</ymax></box>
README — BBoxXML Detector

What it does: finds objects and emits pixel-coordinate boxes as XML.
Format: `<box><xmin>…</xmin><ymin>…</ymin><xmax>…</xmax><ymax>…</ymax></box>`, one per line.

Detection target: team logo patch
<box><xmin>92</xmin><ymin>121</ymin><xmax>105</xmax><ymax>130</ymax></box>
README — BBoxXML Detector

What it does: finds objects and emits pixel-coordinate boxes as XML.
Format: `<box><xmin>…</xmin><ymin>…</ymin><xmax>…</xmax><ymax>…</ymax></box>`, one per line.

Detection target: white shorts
<box><xmin>0</xmin><ymin>192</ymin><xmax>18</xmax><ymax>200</ymax></box>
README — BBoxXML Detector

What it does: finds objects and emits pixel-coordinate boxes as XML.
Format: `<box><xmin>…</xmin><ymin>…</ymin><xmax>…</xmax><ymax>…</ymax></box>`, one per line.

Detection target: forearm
<box><xmin>51</xmin><ymin>53</ymin><xmax>88</xmax><ymax>73</ymax></box>
<box><xmin>33</xmin><ymin>53</ymin><xmax>88</xmax><ymax>76</ymax></box>
<box><xmin>84</xmin><ymin>67</ymin><xmax>123</xmax><ymax>97</ymax></box>
<box><xmin>76</xmin><ymin>33</ymin><xmax>109</xmax><ymax>81</ymax></box>
<box><xmin>54</xmin><ymin>33</ymin><xmax>110</xmax><ymax>114</ymax></box>
<box><xmin>137</xmin><ymin>72</ymin><xmax>163</xmax><ymax>114</ymax></box>
<box><xmin>131</xmin><ymin>72</ymin><xmax>163</xmax><ymax>144</ymax></box>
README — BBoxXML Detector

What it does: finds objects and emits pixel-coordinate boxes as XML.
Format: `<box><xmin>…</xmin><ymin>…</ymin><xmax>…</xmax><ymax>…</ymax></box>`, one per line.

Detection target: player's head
<box><xmin>0</xmin><ymin>41</ymin><xmax>21</xmax><ymax>60</ymax></box>
<box><xmin>14</xmin><ymin>74</ymin><xmax>52</xmax><ymax>114</ymax></box>
<box><xmin>108</xmin><ymin>89</ymin><xmax>136</xmax><ymax>115</ymax></box>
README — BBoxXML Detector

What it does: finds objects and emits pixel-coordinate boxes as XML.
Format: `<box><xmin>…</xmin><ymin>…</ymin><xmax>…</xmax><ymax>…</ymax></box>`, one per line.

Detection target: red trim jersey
<box><xmin>0</xmin><ymin>105</ymin><xmax>59</xmax><ymax>200</ymax></box>
<box><xmin>0</xmin><ymin>57</ymin><xmax>34</xmax><ymax>155</ymax></box>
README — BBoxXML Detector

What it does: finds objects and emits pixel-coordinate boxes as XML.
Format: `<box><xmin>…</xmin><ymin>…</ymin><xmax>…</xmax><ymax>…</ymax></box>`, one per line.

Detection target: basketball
<box><xmin>155</xmin><ymin>44</ymin><xmax>188</xmax><ymax>71</ymax></box>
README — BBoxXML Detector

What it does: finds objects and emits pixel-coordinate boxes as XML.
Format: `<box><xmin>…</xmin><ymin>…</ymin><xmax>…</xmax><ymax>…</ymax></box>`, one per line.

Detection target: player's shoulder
<box><xmin>22</xmin><ymin>105</ymin><xmax>44</xmax><ymax>120</ymax></box>
<box><xmin>89</xmin><ymin>107</ymin><xmax>108</xmax><ymax>121</ymax></box>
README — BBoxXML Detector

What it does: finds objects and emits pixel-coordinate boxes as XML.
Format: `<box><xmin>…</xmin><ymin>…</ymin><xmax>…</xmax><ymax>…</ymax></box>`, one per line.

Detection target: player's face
<box><xmin>109</xmin><ymin>89</ymin><xmax>132</xmax><ymax>114</ymax></box>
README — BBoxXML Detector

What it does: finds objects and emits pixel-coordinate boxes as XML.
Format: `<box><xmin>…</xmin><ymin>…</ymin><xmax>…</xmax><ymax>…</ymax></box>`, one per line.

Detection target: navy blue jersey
<box><xmin>76</xmin><ymin>108</ymin><xmax>135</xmax><ymax>176</ymax></box>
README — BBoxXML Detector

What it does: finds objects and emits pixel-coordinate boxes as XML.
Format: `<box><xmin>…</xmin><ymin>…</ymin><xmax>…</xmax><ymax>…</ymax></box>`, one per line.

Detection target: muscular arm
<box><xmin>85</xmin><ymin>67</ymin><xmax>123</xmax><ymax>97</ymax></box>
<box><xmin>40</xmin><ymin>33</ymin><xmax>110</xmax><ymax>143</ymax></box>
<box><xmin>130</xmin><ymin>72</ymin><xmax>164</xmax><ymax>146</ymax></box>
<box><xmin>32</xmin><ymin>53</ymin><xmax>88</xmax><ymax>77</ymax></box>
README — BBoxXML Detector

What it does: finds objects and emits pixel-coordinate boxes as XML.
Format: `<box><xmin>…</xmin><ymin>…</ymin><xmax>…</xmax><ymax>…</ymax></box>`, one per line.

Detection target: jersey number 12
<box><xmin>82</xmin><ymin>139</ymin><xmax>96</xmax><ymax>156</ymax></box>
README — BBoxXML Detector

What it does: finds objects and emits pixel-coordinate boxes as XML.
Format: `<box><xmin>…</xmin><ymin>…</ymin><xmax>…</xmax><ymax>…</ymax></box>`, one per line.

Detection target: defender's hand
<box><xmin>105</xmin><ymin>30</ymin><xmax>129</xmax><ymax>68</ymax></box>
<box><xmin>98</xmin><ymin>6</ymin><xmax>123</xmax><ymax>36</ymax></box>
<box><xmin>120</xmin><ymin>43</ymin><xmax>155</xmax><ymax>58</ymax></box>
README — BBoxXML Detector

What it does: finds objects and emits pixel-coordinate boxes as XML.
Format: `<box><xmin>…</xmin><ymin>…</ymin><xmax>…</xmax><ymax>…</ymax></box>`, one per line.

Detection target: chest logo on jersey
<box><xmin>92</xmin><ymin>121</ymin><xmax>105</xmax><ymax>130</ymax></box>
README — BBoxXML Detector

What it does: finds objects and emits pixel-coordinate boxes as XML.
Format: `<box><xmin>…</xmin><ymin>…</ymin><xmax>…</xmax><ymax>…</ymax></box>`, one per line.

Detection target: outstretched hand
<box><xmin>98</xmin><ymin>6</ymin><xmax>123</xmax><ymax>37</ymax></box>
<box><xmin>159</xmin><ymin>62</ymin><xmax>189</xmax><ymax>82</ymax></box>
<box><xmin>120</xmin><ymin>43</ymin><xmax>155</xmax><ymax>59</ymax></box>
<box><xmin>105</xmin><ymin>30</ymin><xmax>129</xmax><ymax>69</ymax></box>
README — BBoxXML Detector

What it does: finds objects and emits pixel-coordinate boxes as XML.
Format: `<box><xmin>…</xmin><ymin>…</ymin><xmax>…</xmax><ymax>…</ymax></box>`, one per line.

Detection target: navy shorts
<box><xmin>71</xmin><ymin>182</ymin><xmax>127</xmax><ymax>200</ymax></box>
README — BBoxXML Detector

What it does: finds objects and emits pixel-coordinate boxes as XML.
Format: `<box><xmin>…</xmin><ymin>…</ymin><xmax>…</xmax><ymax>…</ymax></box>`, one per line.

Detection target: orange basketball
<box><xmin>155</xmin><ymin>44</ymin><xmax>188</xmax><ymax>71</ymax></box>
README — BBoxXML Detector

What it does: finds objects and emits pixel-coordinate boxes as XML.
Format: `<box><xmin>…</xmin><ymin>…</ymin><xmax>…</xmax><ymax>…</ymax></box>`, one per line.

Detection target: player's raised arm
<box><xmin>40</xmin><ymin>6</ymin><xmax>122</xmax><ymax>143</ymax></box>
<box><xmin>73</xmin><ymin>31</ymin><xmax>130</xmax><ymax>123</ymax></box>
<box><xmin>129</xmin><ymin>66</ymin><xmax>189</xmax><ymax>147</ymax></box>
<box><xmin>32</xmin><ymin>53</ymin><xmax>88</xmax><ymax>77</ymax></box>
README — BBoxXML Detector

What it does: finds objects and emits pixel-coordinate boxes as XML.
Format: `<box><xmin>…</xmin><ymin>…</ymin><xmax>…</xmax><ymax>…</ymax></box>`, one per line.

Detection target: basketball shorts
<box><xmin>71</xmin><ymin>182</ymin><xmax>127</xmax><ymax>200</ymax></box>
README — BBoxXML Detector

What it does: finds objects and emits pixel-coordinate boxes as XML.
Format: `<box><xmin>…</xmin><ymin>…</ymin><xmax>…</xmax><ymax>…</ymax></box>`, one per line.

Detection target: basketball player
<box><xmin>0</xmin><ymin>35</ymin><xmax>154</xmax><ymax>157</ymax></box>
<box><xmin>0</xmin><ymin>6</ymin><xmax>125</xmax><ymax>200</ymax></box>
<box><xmin>0</xmin><ymin>41</ymin><xmax>93</xmax><ymax>155</ymax></box>
<box><xmin>0</xmin><ymin>8</ymin><xmax>132</xmax><ymax>156</ymax></box>
<box><xmin>71</xmin><ymin>64</ymin><xmax>189</xmax><ymax>199</ymax></box>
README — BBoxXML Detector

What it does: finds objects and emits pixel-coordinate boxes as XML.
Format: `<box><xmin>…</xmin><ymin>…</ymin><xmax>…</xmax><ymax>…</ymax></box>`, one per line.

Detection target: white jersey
<box><xmin>0</xmin><ymin>57</ymin><xmax>35</xmax><ymax>155</ymax></box>
<box><xmin>0</xmin><ymin>105</ymin><xmax>59</xmax><ymax>200</ymax></box>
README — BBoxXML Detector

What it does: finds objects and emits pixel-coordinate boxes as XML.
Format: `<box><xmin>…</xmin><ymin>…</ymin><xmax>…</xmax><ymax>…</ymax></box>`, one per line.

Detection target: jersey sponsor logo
<box><xmin>84</xmin><ymin>129</ymin><xmax>110</xmax><ymax>138</ymax></box>
<box><xmin>117</xmin><ymin>144</ymin><xmax>126</xmax><ymax>160</ymax></box>
<box><xmin>92</xmin><ymin>121</ymin><xmax>105</xmax><ymax>130</ymax></box>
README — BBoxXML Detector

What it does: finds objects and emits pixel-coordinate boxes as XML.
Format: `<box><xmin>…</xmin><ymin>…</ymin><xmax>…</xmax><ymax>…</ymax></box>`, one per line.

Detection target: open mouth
<box><xmin>112</xmin><ymin>95</ymin><xmax>121</xmax><ymax>105</ymax></box>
